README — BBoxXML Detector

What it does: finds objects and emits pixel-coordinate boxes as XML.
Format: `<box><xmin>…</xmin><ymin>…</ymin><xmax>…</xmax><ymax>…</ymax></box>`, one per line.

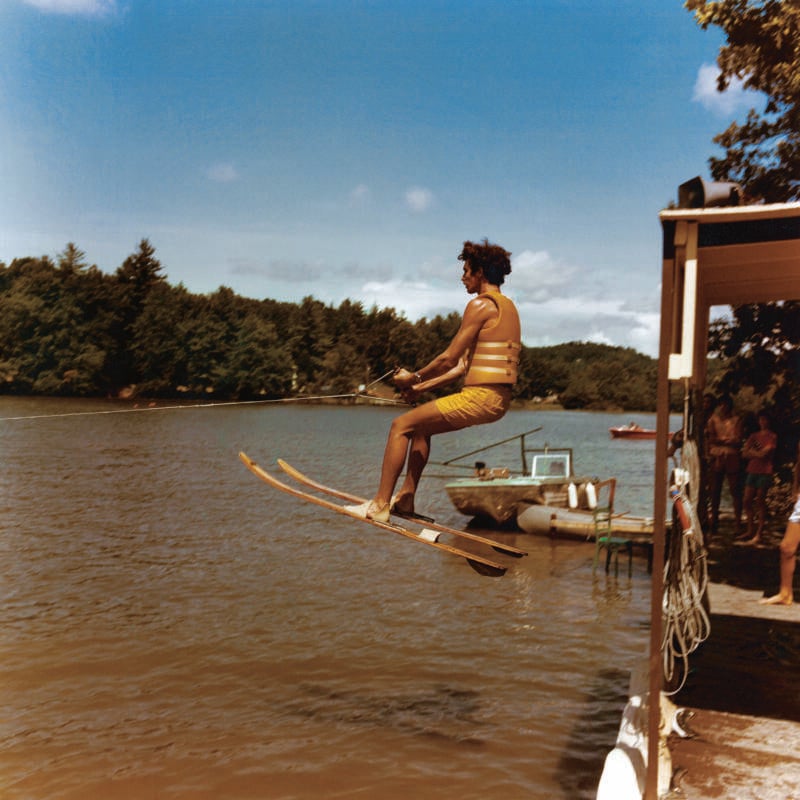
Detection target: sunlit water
<box><xmin>0</xmin><ymin>399</ymin><xmax>676</xmax><ymax>799</ymax></box>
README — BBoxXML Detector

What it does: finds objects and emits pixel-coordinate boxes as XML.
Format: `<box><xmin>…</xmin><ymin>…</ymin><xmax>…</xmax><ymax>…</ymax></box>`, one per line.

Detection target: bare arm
<box><xmin>761</xmin><ymin>436</ymin><xmax>777</xmax><ymax>458</ymax></box>
<box><xmin>394</xmin><ymin>296</ymin><xmax>497</xmax><ymax>392</ymax></box>
<box><xmin>395</xmin><ymin>356</ymin><xmax>467</xmax><ymax>401</ymax></box>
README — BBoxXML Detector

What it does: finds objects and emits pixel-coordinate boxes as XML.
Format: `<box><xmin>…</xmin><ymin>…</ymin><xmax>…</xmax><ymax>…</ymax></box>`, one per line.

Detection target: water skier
<box><xmin>346</xmin><ymin>238</ymin><xmax>521</xmax><ymax>522</ymax></box>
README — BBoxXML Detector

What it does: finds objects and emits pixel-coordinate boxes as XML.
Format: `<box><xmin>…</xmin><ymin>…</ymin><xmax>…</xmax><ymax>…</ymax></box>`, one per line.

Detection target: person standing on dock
<box><xmin>706</xmin><ymin>395</ymin><xmax>744</xmax><ymax>536</ymax></box>
<box><xmin>761</xmin><ymin>440</ymin><xmax>800</xmax><ymax>606</ymax></box>
<box><xmin>346</xmin><ymin>238</ymin><xmax>521</xmax><ymax>522</ymax></box>
<box><xmin>740</xmin><ymin>410</ymin><xmax>778</xmax><ymax>545</ymax></box>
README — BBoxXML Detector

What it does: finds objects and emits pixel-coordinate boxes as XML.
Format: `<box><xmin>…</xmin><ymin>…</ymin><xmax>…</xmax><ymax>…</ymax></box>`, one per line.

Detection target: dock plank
<box><xmin>669</xmin><ymin>710</ymin><xmax>800</xmax><ymax>800</ymax></box>
<box><xmin>668</xmin><ymin>582</ymin><xmax>800</xmax><ymax>798</ymax></box>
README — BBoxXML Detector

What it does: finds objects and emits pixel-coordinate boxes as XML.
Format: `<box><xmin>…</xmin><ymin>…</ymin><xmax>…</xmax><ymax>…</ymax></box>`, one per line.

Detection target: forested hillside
<box><xmin>0</xmin><ymin>241</ymin><xmax>663</xmax><ymax>410</ymax></box>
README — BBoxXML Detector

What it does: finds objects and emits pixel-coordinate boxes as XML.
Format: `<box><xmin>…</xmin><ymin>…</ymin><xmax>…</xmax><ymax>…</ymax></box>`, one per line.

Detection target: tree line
<box><xmin>685</xmin><ymin>1</ymin><xmax>800</xmax><ymax>478</ymax></box>
<box><xmin>0</xmin><ymin>240</ymin><xmax>664</xmax><ymax>411</ymax></box>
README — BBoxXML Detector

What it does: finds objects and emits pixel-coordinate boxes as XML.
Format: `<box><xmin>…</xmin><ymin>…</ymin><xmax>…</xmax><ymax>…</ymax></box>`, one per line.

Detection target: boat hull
<box><xmin>516</xmin><ymin>502</ymin><xmax>655</xmax><ymax>541</ymax></box>
<box><xmin>609</xmin><ymin>427</ymin><xmax>657</xmax><ymax>440</ymax></box>
<box><xmin>445</xmin><ymin>476</ymin><xmax>595</xmax><ymax>525</ymax></box>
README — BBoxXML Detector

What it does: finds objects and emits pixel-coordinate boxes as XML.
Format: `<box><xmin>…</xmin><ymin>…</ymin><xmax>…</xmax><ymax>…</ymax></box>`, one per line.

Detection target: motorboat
<box><xmin>609</xmin><ymin>423</ymin><xmax>657</xmax><ymax>440</ymax></box>
<box><xmin>444</xmin><ymin>441</ymin><xmax>600</xmax><ymax>525</ymax></box>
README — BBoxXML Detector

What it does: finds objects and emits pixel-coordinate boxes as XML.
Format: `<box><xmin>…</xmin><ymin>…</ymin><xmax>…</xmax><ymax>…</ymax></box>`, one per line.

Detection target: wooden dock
<box><xmin>666</xmin><ymin>534</ymin><xmax>800</xmax><ymax>799</ymax></box>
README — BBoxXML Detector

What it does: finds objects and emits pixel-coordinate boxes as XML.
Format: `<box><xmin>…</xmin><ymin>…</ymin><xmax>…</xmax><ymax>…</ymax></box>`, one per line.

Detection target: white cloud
<box><xmin>23</xmin><ymin>0</ymin><xmax>116</xmax><ymax>14</ymax></box>
<box><xmin>405</xmin><ymin>186</ymin><xmax>434</xmax><ymax>213</ymax></box>
<box><xmin>626</xmin><ymin>312</ymin><xmax>661</xmax><ymax>356</ymax></box>
<box><xmin>516</xmin><ymin>295</ymin><xmax>660</xmax><ymax>357</ymax></box>
<box><xmin>206</xmin><ymin>162</ymin><xmax>239</xmax><ymax>183</ymax></box>
<box><xmin>510</xmin><ymin>249</ymin><xmax>574</xmax><ymax>303</ymax></box>
<box><xmin>692</xmin><ymin>63</ymin><xmax>758</xmax><ymax>116</ymax></box>
<box><xmin>351</xmin><ymin>268</ymin><xmax>660</xmax><ymax>357</ymax></box>
<box><xmin>358</xmin><ymin>278</ymin><xmax>463</xmax><ymax>319</ymax></box>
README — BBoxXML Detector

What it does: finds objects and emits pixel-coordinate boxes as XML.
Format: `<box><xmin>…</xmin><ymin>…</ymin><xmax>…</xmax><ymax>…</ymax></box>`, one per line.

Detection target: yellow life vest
<box><xmin>464</xmin><ymin>292</ymin><xmax>521</xmax><ymax>386</ymax></box>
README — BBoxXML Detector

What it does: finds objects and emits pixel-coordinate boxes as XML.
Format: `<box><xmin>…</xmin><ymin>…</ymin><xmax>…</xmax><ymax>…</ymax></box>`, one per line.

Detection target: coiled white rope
<box><xmin>661</xmin><ymin>437</ymin><xmax>711</xmax><ymax>694</ymax></box>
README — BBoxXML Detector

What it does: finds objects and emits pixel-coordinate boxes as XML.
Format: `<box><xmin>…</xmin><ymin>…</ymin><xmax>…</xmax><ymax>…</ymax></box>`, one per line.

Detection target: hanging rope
<box><xmin>660</xmin><ymin>436</ymin><xmax>711</xmax><ymax>695</ymax></box>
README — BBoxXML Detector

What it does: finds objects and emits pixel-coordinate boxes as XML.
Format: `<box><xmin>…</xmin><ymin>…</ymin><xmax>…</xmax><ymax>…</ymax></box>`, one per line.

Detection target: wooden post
<box><xmin>645</xmin><ymin>222</ymin><xmax>685</xmax><ymax>798</ymax></box>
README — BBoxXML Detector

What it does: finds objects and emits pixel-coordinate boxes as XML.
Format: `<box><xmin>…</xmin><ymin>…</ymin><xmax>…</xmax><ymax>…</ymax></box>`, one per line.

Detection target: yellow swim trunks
<box><xmin>434</xmin><ymin>385</ymin><xmax>513</xmax><ymax>430</ymax></box>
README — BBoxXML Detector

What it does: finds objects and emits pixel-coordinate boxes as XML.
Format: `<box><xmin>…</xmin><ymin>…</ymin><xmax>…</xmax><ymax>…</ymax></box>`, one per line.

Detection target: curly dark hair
<box><xmin>458</xmin><ymin>238</ymin><xmax>512</xmax><ymax>286</ymax></box>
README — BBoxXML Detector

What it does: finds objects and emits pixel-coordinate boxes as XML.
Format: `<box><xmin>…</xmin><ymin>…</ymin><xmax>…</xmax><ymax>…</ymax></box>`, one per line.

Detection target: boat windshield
<box><xmin>530</xmin><ymin>452</ymin><xmax>571</xmax><ymax>479</ymax></box>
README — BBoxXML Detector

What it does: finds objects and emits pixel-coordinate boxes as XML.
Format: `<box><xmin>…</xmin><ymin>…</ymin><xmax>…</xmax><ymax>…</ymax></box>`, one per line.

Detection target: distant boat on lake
<box><xmin>609</xmin><ymin>423</ymin><xmax>658</xmax><ymax>440</ymax></box>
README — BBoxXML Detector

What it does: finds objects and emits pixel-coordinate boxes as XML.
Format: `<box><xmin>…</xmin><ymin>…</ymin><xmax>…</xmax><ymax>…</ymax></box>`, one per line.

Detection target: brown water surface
<box><xmin>0</xmin><ymin>399</ymin><xmax>663</xmax><ymax>799</ymax></box>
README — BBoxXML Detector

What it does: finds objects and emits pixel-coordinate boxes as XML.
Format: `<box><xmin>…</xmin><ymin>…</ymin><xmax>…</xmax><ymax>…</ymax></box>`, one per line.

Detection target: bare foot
<box><xmin>759</xmin><ymin>593</ymin><xmax>793</xmax><ymax>606</ymax></box>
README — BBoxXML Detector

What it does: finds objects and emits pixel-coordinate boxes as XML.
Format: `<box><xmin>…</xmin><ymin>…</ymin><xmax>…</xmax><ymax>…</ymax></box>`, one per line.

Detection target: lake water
<box><xmin>0</xmin><ymin>398</ymin><xmax>675</xmax><ymax>799</ymax></box>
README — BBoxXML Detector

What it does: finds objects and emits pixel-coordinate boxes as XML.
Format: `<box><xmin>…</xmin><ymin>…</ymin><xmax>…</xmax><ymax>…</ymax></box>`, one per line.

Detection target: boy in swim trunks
<box><xmin>706</xmin><ymin>395</ymin><xmax>744</xmax><ymax>535</ymax></box>
<box><xmin>741</xmin><ymin>410</ymin><xmax>778</xmax><ymax>544</ymax></box>
<box><xmin>346</xmin><ymin>238</ymin><xmax>521</xmax><ymax>522</ymax></box>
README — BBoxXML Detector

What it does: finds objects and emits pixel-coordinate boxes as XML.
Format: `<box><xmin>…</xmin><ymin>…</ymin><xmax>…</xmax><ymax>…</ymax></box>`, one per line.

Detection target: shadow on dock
<box><xmin>666</xmin><ymin>522</ymin><xmax>800</xmax><ymax>799</ymax></box>
<box><xmin>674</xmin><ymin>610</ymin><xmax>800</xmax><ymax>721</ymax></box>
<box><xmin>676</xmin><ymin>518</ymin><xmax>800</xmax><ymax>718</ymax></box>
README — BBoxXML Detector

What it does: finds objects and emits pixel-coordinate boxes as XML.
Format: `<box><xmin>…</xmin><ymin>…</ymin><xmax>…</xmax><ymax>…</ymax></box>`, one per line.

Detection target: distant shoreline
<box><xmin>0</xmin><ymin>393</ymin><xmax>666</xmax><ymax>415</ymax></box>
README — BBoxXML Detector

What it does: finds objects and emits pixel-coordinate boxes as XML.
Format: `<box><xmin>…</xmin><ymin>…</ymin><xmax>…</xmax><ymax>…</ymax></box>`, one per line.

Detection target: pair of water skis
<box><xmin>238</xmin><ymin>452</ymin><xmax>527</xmax><ymax>577</ymax></box>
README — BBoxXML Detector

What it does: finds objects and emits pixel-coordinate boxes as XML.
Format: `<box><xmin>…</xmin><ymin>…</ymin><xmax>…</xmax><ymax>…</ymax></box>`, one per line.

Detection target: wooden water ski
<box><xmin>276</xmin><ymin>458</ymin><xmax>527</xmax><ymax>559</ymax></box>
<box><xmin>239</xmin><ymin>452</ymin><xmax>507</xmax><ymax>577</ymax></box>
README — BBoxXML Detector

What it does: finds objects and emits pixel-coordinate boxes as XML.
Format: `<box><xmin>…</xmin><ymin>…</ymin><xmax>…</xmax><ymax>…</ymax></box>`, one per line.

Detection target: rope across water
<box><xmin>0</xmin><ymin>370</ymin><xmax>405</xmax><ymax>422</ymax></box>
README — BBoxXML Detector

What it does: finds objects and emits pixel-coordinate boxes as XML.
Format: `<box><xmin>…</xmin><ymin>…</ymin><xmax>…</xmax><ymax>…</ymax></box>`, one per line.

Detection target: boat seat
<box><xmin>591</xmin><ymin>479</ymin><xmax>633</xmax><ymax>577</ymax></box>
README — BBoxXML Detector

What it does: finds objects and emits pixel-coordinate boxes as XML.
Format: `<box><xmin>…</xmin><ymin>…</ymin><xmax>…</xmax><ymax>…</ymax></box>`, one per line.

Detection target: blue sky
<box><xmin>1</xmin><ymin>0</ymin><xmax>760</xmax><ymax>357</ymax></box>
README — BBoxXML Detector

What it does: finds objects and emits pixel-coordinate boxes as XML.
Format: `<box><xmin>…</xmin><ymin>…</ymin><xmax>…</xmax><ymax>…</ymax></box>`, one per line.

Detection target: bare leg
<box><xmin>710</xmin><ymin>471</ymin><xmax>724</xmax><ymax>532</ymax></box>
<box><xmin>392</xmin><ymin>431</ymin><xmax>432</xmax><ymax>514</ymax></box>
<box><xmin>760</xmin><ymin>520</ymin><xmax>800</xmax><ymax>605</ymax></box>
<box><xmin>727</xmin><ymin>471</ymin><xmax>742</xmax><ymax>533</ymax></box>
<box><xmin>755</xmin><ymin>487</ymin><xmax>767</xmax><ymax>539</ymax></box>
<box><xmin>743</xmin><ymin>484</ymin><xmax>756</xmax><ymax>539</ymax></box>
<box><xmin>373</xmin><ymin>399</ymin><xmax>457</xmax><ymax>511</ymax></box>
